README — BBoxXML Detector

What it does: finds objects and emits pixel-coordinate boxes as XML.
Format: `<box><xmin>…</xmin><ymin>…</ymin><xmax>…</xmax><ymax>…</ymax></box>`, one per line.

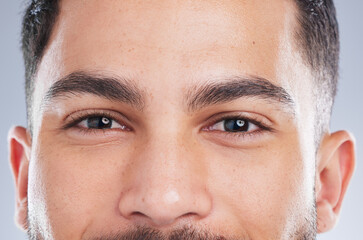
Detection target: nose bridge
<box><xmin>148</xmin><ymin>123</ymin><xmax>192</xmax><ymax>179</ymax></box>
<box><xmin>136</xmin><ymin>117</ymin><xmax>205</xmax><ymax>198</ymax></box>
<box><xmin>141</xmin><ymin>111</ymin><xmax>201</xmax><ymax>182</ymax></box>
<box><xmin>118</xmin><ymin>116</ymin><xmax>212</xmax><ymax>226</ymax></box>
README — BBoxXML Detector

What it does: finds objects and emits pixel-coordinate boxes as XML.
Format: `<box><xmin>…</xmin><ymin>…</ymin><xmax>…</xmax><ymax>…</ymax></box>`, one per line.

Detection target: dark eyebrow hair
<box><xmin>43</xmin><ymin>72</ymin><xmax>293</xmax><ymax>115</ymax></box>
<box><xmin>43</xmin><ymin>71</ymin><xmax>144</xmax><ymax>109</ymax></box>
<box><xmin>186</xmin><ymin>76</ymin><xmax>295</xmax><ymax>113</ymax></box>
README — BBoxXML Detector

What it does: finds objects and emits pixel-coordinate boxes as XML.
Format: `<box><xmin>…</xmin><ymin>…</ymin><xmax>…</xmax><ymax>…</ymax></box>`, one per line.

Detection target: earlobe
<box><xmin>316</xmin><ymin>131</ymin><xmax>356</xmax><ymax>233</ymax></box>
<box><xmin>8</xmin><ymin>126</ymin><xmax>32</xmax><ymax>231</ymax></box>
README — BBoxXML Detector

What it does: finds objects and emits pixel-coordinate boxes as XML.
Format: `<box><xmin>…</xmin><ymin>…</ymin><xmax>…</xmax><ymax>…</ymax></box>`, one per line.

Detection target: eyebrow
<box><xmin>43</xmin><ymin>71</ymin><xmax>144</xmax><ymax>109</ymax></box>
<box><xmin>43</xmin><ymin>72</ymin><xmax>294</xmax><ymax>115</ymax></box>
<box><xmin>185</xmin><ymin>76</ymin><xmax>295</xmax><ymax>113</ymax></box>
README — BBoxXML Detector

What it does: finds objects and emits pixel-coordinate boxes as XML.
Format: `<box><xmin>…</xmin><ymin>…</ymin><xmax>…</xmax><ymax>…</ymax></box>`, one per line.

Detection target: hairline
<box><xmin>24</xmin><ymin>0</ymin><xmax>335</xmax><ymax>145</ymax></box>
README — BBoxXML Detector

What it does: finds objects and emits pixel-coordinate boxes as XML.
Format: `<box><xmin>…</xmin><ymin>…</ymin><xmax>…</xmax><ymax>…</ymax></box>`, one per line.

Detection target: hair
<box><xmin>22</xmin><ymin>0</ymin><xmax>60</xmax><ymax>132</ymax></box>
<box><xmin>21</xmin><ymin>0</ymin><xmax>340</xmax><ymax>142</ymax></box>
<box><xmin>294</xmin><ymin>0</ymin><xmax>340</xmax><ymax>145</ymax></box>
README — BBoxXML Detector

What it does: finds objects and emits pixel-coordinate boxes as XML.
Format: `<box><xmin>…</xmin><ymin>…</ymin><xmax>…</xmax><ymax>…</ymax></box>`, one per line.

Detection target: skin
<box><xmin>9</xmin><ymin>0</ymin><xmax>355</xmax><ymax>239</ymax></box>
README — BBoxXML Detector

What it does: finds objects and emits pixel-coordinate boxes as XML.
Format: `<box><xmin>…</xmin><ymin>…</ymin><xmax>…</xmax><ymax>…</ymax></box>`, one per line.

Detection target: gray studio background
<box><xmin>0</xmin><ymin>0</ymin><xmax>362</xmax><ymax>239</ymax></box>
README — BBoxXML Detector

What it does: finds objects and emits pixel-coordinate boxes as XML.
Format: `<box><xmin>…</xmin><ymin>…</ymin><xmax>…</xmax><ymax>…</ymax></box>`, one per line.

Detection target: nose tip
<box><xmin>119</xmin><ymin>188</ymin><xmax>212</xmax><ymax>227</ymax></box>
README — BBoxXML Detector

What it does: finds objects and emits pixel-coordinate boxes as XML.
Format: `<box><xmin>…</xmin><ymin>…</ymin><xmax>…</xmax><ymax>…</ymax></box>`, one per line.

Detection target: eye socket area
<box><xmin>77</xmin><ymin>116</ymin><xmax>126</xmax><ymax>130</ymax></box>
<box><xmin>62</xmin><ymin>109</ymin><xmax>132</xmax><ymax>133</ymax></box>
<box><xmin>201</xmin><ymin>111</ymin><xmax>274</xmax><ymax>137</ymax></box>
<box><xmin>206</xmin><ymin>118</ymin><xmax>259</xmax><ymax>133</ymax></box>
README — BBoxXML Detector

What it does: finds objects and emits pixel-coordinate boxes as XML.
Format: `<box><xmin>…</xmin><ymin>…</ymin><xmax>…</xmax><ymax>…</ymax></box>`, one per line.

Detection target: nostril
<box><xmin>180</xmin><ymin>212</ymin><xmax>198</xmax><ymax>219</ymax></box>
<box><xmin>130</xmin><ymin>211</ymin><xmax>149</xmax><ymax>219</ymax></box>
<box><xmin>130</xmin><ymin>211</ymin><xmax>199</xmax><ymax>226</ymax></box>
<box><xmin>126</xmin><ymin>211</ymin><xmax>154</xmax><ymax>223</ymax></box>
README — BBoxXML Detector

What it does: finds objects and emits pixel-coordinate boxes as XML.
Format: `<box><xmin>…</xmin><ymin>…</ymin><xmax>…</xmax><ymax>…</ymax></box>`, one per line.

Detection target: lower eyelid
<box><xmin>200</xmin><ymin>129</ymin><xmax>266</xmax><ymax>148</ymax></box>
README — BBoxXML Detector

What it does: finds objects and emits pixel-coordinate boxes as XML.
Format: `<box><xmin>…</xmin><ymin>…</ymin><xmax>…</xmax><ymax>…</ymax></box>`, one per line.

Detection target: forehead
<box><xmin>41</xmin><ymin>0</ymin><xmax>297</xmax><ymax>77</ymax></box>
<box><xmin>33</xmin><ymin>0</ymin><xmax>313</xmax><ymax>122</ymax></box>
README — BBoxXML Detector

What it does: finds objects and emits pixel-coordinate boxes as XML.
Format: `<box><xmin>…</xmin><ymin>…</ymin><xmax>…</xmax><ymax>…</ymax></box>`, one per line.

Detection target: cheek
<box><xmin>28</xmin><ymin>134</ymin><xmax>132</xmax><ymax>239</ymax></box>
<box><xmin>207</xmin><ymin>143</ymin><xmax>314</xmax><ymax>237</ymax></box>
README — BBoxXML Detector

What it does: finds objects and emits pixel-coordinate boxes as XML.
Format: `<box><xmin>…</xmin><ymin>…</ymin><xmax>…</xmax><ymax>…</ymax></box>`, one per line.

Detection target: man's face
<box><xmin>24</xmin><ymin>0</ymin><xmax>321</xmax><ymax>239</ymax></box>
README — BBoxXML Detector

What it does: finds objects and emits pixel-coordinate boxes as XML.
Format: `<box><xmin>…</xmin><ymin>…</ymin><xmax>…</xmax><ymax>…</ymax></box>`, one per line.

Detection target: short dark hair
<box><xmin>21</xmin><ymin>0</ymin><xmax>340</xmax><ymax>141</ymax></box>
<box><xmin>294</xmin><ymin>0</ymin><xmax>339</xmax><ymax>144</ymax></box>
<box><xmin>22</xmin><ymin>0</ymin><xmax>59</xmax><ymax>131</ymax></box>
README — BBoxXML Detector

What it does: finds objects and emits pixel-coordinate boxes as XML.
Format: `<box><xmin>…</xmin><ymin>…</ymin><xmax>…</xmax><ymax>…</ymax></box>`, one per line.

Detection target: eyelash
<box><xmin>202</xmin><ymin>113</ymin><xmax>273</xmax><ymax>139</ymax></box>
<box><xmin>62</xmin><ymin>110</ymin><xmax>130</xmax><ymax>133</ymax></box>
<box><xmin>62</xmin><ymin>110</ymin><xmax>273</xmax><ymax>140</ymax></box>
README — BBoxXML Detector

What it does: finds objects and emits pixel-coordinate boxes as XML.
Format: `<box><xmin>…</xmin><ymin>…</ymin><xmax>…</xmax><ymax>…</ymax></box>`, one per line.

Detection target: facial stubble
<box><xmin>26</xmin><ymin>204</ymin><xmax>317</xmax><ymax>240</ymax></box>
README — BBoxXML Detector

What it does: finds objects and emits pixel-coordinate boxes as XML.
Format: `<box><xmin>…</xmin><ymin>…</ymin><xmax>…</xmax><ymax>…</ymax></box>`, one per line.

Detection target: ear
<box><xmin>8</xmin><ymin>126</ymin><xmax>32</xmax><ymax>231</ymax></box>
<box><xmin>315</xmin><ymin>130</ymin><xmax>356</xmax><ymax>233</ymax></box>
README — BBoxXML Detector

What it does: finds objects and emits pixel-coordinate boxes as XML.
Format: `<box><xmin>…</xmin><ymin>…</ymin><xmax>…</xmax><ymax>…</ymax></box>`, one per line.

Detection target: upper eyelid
<box><xmin>204</xmin><ymin>111</ymin><xmax>272</xmax><ymax>123</ymax></box>
<box><xmin>63</xmin><ymin>108</ymin><xmax>132</xmax><ymax>122</ymax></box>
<box><xmin>203</xmin><ymin>113</ymin><xmax>273</xmax><ymax>131</ymax></box>
<box><xmin>62</xmin><ymin>110</ymin><xmax>128</xmax><ymax>130</ymax></box>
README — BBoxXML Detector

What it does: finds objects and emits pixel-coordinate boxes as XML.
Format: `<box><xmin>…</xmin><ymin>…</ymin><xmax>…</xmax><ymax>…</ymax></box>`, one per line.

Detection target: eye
<box><xmin>77</xmin><ymin>116</ymin><xmax>126</xmax><ymax>130</ymax></box>
<box><xmin>207</xmin><ymin>118</ymin><xmax>259</xmax><ymax>133</ymax></box>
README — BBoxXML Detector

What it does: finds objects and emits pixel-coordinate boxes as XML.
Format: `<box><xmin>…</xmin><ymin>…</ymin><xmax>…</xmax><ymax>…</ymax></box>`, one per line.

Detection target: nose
<box><xmin>118</xmin><ymin>134</ymin><xmax>213</xmax><ymax>227</ymax></box>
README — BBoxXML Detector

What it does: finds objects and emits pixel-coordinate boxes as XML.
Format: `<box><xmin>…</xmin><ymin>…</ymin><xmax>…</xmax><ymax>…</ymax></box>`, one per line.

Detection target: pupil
<box><xmin>224</xmin><ymin>119</ymin><xmax>249</xmax><ymax>132</ymax></box>
<box><xmin>87</xmin><ymin>117</ymin><xmax>112</xmax><ymax>129</ymax></box>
